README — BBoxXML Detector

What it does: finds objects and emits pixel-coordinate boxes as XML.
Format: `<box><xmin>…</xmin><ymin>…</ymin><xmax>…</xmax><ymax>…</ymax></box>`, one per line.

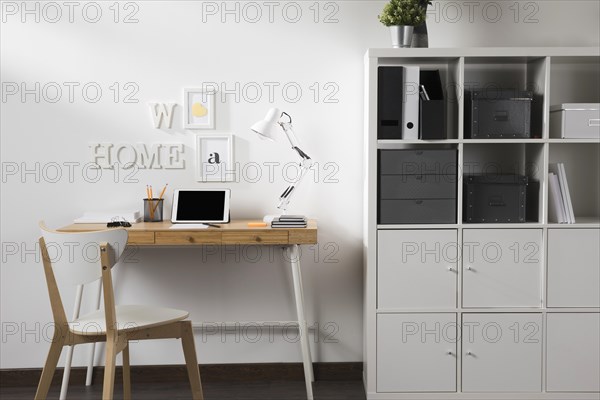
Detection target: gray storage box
<box><xmin>378</xmin><ymin>149</ymin><xmax>457</xmax><ymax>224</ymax></box>
<box><xmin>550</xmin><ymin>103</ymin><xmax>600</xmax><ymax>139</ymax></box>
<box><xmin>463</xmin><ymin>174</ymin><xmax>531</xmax><ymax>223</ymax></box>
<box><xmin>466</xmin><ymin>90</ymin><xmax>533</xmax><ymax>138</ymax></box>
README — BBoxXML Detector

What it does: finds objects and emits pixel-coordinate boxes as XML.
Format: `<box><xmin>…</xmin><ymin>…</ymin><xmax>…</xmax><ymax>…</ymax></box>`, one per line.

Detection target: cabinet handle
<box><xmin>447</xmin><ymin>351</ymin><xmax>454</xmax><ymax>356</ymax></box>
<box><xmin>465</xmin><ymin>266</ymin><xmax>474</xmax><ymax>271</ymax></box>
<box><xmin>447</xmin><ymin>266</ymin><xmax>456</xmax><ymax>272</ymax></box>
<box><xmin>466</xmin><ymin>351</ymin><xmax>473</xmax><ymax>356</ymax></box>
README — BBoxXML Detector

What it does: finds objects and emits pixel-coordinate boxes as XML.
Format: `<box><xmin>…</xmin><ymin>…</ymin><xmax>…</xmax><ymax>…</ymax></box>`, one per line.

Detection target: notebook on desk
<box><xmin>171</xmin><ymin>189</ymin><xmax>230</xmax><ymax>224</ymax></box>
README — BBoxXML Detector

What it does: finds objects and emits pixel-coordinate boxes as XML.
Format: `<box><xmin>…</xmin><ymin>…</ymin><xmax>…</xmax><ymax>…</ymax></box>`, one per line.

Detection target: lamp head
<box><xmin>251</xmin><ymin>108</ymin><xmax>281</xmax><ymax>141</ymax></box>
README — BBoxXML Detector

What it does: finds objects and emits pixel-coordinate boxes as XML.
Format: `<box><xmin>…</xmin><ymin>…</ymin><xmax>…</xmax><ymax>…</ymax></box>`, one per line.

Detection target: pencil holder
<box><xmin>144</xmin><ymin>198</ymin><xmax>164</xmax><ymax>222</ymax></box>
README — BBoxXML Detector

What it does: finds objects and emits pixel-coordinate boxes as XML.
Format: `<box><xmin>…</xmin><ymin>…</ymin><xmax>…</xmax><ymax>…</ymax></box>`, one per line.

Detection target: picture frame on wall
<box><xmin>196</xmin><ymin>134</ymin><xmax>234</xmax><ymax>182</ymax></box>
<box><xmin>184</xmin><ymin>89</ymin><xmax>215</xmax><ymax>129</ymax></box>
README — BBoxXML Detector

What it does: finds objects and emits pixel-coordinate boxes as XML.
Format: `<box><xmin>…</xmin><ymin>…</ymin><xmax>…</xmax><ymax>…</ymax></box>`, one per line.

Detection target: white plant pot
<box><xmin>390</xmin><ymin>25</ymin><xmax>414</xmax><ymax>48</ymax></box>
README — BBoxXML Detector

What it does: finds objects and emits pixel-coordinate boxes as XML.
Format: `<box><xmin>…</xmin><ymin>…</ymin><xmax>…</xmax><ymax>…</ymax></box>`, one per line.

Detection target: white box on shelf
<box><xmin>550</xmin><ymin>103</ymin><xmax>600</xmax><ymax>138</ymax></box>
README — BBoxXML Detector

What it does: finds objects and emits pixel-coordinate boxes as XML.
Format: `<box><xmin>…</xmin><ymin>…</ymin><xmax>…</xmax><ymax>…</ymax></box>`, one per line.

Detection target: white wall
<box><xmin>1</xmin><ymin>0</ymin><xmax>598</xmax><ymax>369</ymax></box>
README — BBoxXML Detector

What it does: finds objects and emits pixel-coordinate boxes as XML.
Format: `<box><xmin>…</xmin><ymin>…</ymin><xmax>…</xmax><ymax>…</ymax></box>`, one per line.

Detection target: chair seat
<box><xmin>69</xmin><ymin>305</ymin><xmax>189</xmax><ymax>335</ymax></box>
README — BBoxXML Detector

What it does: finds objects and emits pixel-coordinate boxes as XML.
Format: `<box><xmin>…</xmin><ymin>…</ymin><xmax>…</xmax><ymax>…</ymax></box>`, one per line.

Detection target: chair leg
<box><xmin>59</xmin><ymin>344</ymin><xmax>75</xmax><ymax>400</ymax></box>
<box><xmin>103</xmin><ymin>337</ymin><xmax>118</xmax><ymax>400</ymax></box>
<box><xmin>122</xmin><ymin>342</ymin><xmax>131</xmax><ymax>400</ymax></box>
<box><xmin>180</xmin><ymin>321</ymin><xmax>204</xmax><ymax>400</ymax></box>
<box><xmin>34</xmin><ymin>334</ymin><xmax>65</xmax><ymax>400</ymax></box>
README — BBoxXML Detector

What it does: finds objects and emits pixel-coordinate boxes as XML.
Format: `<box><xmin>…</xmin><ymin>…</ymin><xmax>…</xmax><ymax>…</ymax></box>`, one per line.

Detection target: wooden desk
<box><xmin>60</xmin><ymin>220</ymin><xmax>317</xmax><ymax>246</ymax></box>
<box><xmin>58</xmin><ymin>220</ymin><xmax>318</xmax><ymax>400</ymax></box>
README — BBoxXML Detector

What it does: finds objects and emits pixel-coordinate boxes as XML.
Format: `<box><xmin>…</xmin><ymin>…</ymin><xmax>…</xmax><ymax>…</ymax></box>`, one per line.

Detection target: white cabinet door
<box><xmin>462</xmin><ymin>229</ymin><xmax>542</xmax><ymax>307</ymax></box>
<box><xmin>462</xmin><ymin>313</ymin><xmax>542</xmax><ymax>392</ymax></box>
<box><xmin>547</xmin><ymin>313</ymin><xmax>600</xmax><ymax>392</ymax></box>
<box><xmin>378</xmin><ymin>230</ymin><xmax>457</xmax><ymax>308</ymax></box>
<box><xmin>547</xmin><ymin>229</ymin><xmax>600</xmax><ymax>307</ymax></box>
<box><xmin>377</xmin><ymin>313</ymin><xmax>457</xmax><ymax>392</ymax></box>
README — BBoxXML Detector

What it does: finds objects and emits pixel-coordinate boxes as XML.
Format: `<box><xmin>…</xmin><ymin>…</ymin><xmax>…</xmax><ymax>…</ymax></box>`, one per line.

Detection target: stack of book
<box><xmin>548</xmin><ymin>163</ymin><xmax>575</xmax><ymax>224</ymax></box>
<box><xmin>271</xmin><ymin>215</ymin><xmax>307</xmax><ymax>228</ymax></box>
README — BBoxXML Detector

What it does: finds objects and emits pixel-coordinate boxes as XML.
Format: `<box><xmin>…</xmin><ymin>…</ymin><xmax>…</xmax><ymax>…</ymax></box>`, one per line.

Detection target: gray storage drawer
<box><xmin>379</xmin><ymin>149</ymin><xmax>457</xmax><ymax>175</ymax></box>
<box><xmin>380</xmin><ymin>175</ymin><xmax>456</xmax><ymax>199</ymax></box>
<box><xmin>379</xmin><ymin>199</ymin><xmax>456</xmax><ymax>224</ymax></box>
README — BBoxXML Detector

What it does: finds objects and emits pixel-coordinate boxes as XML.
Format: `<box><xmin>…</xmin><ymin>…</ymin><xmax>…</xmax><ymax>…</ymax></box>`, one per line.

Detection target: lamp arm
<box><xmin>277</xmin><ymin>121</ymin><xmax>313</xmax><ymax>213</ymax></box>
<box><xmin>277</xmin><ymin>158</ymin><xmax>313</xmax><ymax>213</ymax></box>
<box><xmin>277</xmin><ymin>112</ymin><xmax>313</xmax><ymax>214</ymax></box>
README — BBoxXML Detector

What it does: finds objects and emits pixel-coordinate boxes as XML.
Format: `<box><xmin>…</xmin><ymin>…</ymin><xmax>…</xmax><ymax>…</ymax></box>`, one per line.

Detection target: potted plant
<box><xmin>378</xmin><ymin>0</ymin><xmax>429</xmax><ymax>48</ymax></box>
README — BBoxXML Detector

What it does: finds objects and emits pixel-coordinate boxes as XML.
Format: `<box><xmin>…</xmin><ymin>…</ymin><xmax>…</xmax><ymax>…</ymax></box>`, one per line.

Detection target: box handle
<box><xmin>488</xmin><ymin>195</ymin><xmax>506</xmax><ymax>207</ymax></box>
<box><xmin>493</xmin><ymin>110</ymin><xmax>509</xmax><ymax>122</ymax></box>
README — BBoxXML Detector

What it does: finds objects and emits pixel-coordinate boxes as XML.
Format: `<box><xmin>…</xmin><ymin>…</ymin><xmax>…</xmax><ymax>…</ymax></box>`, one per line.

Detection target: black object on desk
<box><xmin>107</xmin><ymin>221</ymin><xmax>131</xmax><ymax>228</ymax></box>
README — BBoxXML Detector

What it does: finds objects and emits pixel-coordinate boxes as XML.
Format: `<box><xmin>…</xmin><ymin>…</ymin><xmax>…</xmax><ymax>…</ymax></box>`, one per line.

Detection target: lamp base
<box><xmin>263</xmin><ymin>214</ymin><xmax>281</xmax><ymax>223</ymax></box>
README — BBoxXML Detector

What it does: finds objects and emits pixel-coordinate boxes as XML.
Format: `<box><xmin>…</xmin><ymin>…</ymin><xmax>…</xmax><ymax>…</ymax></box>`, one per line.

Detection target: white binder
<box><xmin>402</xmin><ymin>66</ymin><xmax>420</xmax><ymax>139</ymax></box>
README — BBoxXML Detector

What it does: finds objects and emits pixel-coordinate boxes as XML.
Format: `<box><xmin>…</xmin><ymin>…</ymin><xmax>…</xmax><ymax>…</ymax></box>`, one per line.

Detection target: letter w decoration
<box><xmin>149</xmin><ymin>103</ymin><xmax>177</xmax><ymax>128</ymax></box>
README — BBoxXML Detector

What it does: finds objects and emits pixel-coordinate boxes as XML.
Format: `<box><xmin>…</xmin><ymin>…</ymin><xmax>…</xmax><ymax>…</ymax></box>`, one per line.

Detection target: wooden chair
<box><xmin>35</xmin><ymin>223</ymin><xmax>204</xmax><ymax>400</ymax></box>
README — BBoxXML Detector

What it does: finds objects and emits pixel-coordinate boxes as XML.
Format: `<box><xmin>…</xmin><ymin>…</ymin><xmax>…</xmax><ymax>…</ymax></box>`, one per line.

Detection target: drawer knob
<box><xmin>187</xmin><ymin>236</ymin><xmax>194</xmax><ymax>243</ymax></box>
<box><xmin>255</xmin><ymin>236</ymin><xmax>262</xmax><ymax>242</ymax></box>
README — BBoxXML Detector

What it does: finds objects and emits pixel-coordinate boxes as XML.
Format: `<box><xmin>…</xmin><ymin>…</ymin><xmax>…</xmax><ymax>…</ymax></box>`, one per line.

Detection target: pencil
<box><xmin>149</xmin><ymin>185</ymin><xmax>154</xmax><ymax>220</ymax></box>
<box><xmin>158</xmin><ymin>184</ymin><xmax>168</xmax><ymax>200</ymax></box>
<box><xmin>152</xmin><ymin>184</ymin><xmax>168</xmax><ymax>215</ymax></box>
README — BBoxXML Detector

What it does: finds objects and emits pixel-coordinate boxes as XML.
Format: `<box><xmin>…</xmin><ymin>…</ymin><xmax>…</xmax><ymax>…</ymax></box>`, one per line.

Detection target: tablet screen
<box><xmin>172</xmin><ymin>189</ymin><xmax>230</xmax><ymax>223</ymax></box>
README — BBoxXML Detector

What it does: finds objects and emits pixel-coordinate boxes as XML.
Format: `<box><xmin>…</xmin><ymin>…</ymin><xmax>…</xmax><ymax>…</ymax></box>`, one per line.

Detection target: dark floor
<box><xmin>0</xmin><ymin>380</ymin><xmax>366</xmax><ymax>400</ymax></box>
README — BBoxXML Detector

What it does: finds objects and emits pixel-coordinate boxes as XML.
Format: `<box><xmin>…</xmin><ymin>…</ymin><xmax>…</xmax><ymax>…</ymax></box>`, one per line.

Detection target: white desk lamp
<box><xmin>251</xmin><ymin>108</ymin><xmax>314</xmax><ymax>222</ymax></box>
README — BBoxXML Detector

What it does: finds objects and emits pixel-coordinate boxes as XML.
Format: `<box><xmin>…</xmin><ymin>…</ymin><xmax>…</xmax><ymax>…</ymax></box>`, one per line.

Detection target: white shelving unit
<box><xmin>363</xmin><ymin>47</ymin><xmax>600</xmax><ymax>399</ymax></box>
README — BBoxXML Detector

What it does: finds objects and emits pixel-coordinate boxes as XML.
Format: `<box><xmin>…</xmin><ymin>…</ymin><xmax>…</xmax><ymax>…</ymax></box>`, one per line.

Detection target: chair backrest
<box><xmin>38</xmin><ymin>222</ymin><xmax>128</xmax><ymax>325</ymax></box>
<box><xmin>39</xmin><ymin>222</ymin><xmax>128</xmax><ymax>286</ymax></box>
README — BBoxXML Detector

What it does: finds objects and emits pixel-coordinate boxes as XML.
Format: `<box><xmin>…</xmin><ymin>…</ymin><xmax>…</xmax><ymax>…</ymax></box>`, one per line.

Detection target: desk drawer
<box><xmin>155</xmin><ymin>231</ymin><xmax>221</xmax><ymax>245</ymax></box>
<box><xmin>128</xmin><ymin>231</ymin><xmax>155</xmax><ymax>245</ymax></box>
<box><xmin>222</xmin><ymin>231</ymin><xmax>288</xmax><ymax>245</ymax></box>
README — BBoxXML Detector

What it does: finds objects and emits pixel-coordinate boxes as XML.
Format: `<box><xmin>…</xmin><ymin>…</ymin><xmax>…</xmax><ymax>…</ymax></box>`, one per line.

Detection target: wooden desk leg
<box><xmin>289</xmin><ymin>244</ymin><xmax>314</xmax><ymax>400</ymax></box>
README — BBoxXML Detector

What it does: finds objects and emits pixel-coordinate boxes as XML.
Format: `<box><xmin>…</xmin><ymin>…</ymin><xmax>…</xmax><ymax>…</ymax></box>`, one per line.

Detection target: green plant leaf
<box><xmin>378</xmin><ymin>0</ymin><xmax>429</xmax><ymax>26</ymax></box>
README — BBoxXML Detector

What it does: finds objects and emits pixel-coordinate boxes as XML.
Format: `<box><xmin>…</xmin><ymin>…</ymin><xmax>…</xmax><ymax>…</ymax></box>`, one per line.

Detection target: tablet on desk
<box><xmin>171</xmin><ymin>189</ymin><xmax>230</xmax><ymax>224</ymax></box>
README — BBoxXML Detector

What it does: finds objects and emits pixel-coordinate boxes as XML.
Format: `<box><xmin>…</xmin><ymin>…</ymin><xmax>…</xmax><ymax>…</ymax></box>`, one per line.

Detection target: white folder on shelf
<box><xmin>402</xmin><ymin>66</ymin><xmax>420</xmax><ymax>140</ymax></box>
<box><xmin>549</xmin><ymin>163</ymin><xmax>575</xmax><ymax>224</ymax></box>
<box><xmin>548</xmin><ymin>173</ymin><xmax>567</xmax><ymax>223</ymax></box>
<box><xmin>558</xmin><ymin>163</ymin><xmax>576</xmax><ymax>223</ymax></box>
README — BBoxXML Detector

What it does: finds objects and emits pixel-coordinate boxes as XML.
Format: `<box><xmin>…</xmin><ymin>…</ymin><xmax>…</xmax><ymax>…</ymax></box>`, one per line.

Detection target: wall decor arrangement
<box><xmin>195</xmin><ymin>134</ymin><xmax>234</xmax><ymax>182</ymax></box>
<box><xmin>149</xmin><ymin>103</ymin><xmax>177</xmax><ymax>129</ymax></box>
<box><xmin>184</xmin><ymin>89</ymin><xmax>215</xmax><ymax>129</ymax></box>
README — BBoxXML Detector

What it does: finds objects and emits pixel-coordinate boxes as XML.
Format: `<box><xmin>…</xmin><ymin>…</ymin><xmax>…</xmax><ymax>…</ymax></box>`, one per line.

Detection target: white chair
<box><xmin>35</xmin><ymin>223</ymin><xmax>204</xmax><ymax>400</ymax></box>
